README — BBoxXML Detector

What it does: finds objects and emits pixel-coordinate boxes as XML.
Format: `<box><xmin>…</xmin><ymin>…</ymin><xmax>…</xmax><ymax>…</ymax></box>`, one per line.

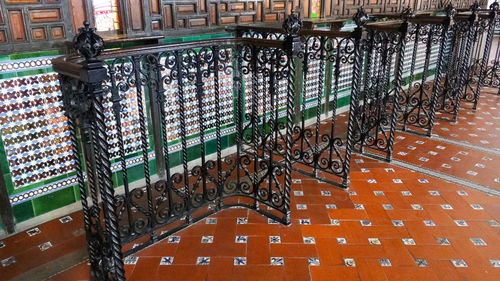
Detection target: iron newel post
<box><xmin>73</xmin><ymin>21</ymin><xmax>126</xmax><ymax>281</ymax></box>
<box><xmin>282</xmin><ymin>13</ymin><xmax>301</xmax><ymax>224</ymax></box>
<box><xmin>342</xmin><ymin>7</ymin><xmax>368</xmax><ymax>187</ymax></box>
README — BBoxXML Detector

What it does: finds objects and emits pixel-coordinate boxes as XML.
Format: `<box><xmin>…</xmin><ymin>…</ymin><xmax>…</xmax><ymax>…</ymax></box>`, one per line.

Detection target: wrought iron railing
<box><xmin>50</xmin><ymin>2</ymin><xmax>500</xmax><ymax>280</ymax></box>
<box><xmin>436</xmin><ymin>7</ymin><xmax>480</xmax><ymax>122</ymax></box>
<box><xmin>460</xmin><ymin>5</ymin><xmax>498</xmax><ymax>108</ymax></box>
<box><xmin>354</xmin><ymin>18</ymin><xmax>409</xmax><ymax>161</ymax></box>
<box><xmin>397</xmin><ymin>9</ymin><xmax>455</xmax><ymax>136</ymax></box>
<box><xmin>231</xmin><ymin>17</ymin><xmax>364</xmax><ymax>188</ymax></box>
<box><xmin>53</xmin><ymin>18</ymin><xmax>302</xmax><ymax>280</ymax></box>
<box><xmin>479</xmin><ymin>2</ymin><xmax>500</xmax><ymax>93</ymax></box>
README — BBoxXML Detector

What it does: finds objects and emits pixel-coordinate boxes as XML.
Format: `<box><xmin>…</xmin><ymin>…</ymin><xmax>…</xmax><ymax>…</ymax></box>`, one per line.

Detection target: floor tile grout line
<box><xmin>429</xmin><ymin>136</ymin><xmax>500</xmax><ymax>156</ymax></box>
<box><xmin>388</xmin><ymin>158</ymin><xmax>500</xmax><ymax>197</ymax></box>
<box><xmin>398</xmin><ymin>131</ymin><xmax>500</xmax><ymax>156</ymax></box>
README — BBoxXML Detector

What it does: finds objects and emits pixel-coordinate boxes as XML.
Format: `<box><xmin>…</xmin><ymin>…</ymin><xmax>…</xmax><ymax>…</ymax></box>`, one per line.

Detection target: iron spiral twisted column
<box><xmin>472</xmin><ymin>2</ymin><xmax>499</xmax><ymax>109</ymax></box>
<box><xmin>428</xmin><ymin>5</ymin><xmax>455</xmax><ymax>136</ymax></box>
<box><xmin>71</xmin><ymin>21</ymin><xmax>125</xmax><ymax>281</ymax></box>
<box><xmin>282</xmin><ymin>14</ymin><xmax>302</xmax><ymax>224</ymax></box>
<box><xmin>343</xmin><ymin>8</ymin><xmax>369</xmax><ymax>187</ymax></box>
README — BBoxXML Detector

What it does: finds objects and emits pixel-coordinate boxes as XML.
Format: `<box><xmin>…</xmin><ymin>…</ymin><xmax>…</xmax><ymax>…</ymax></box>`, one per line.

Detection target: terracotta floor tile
<box><xmin>428</xmin><ymin>259</ymin><xmax>466</xmax><ymax>281</ymax></box>
<box><xmin>408</xmin><ymin>245</ymin><xmax>461</xmax><ymax>260</ymax></box>
<box><xmin>383</xmin><ymin>267</ymin><xmax>440</xmax><ymax>281</ymax></box>
<box><xmin>154</xmin><ymin>265</ymin><xmax>209</xmax><ymax>281</ymax></box>
<box><xmin>206</xmin><ymin>257</ymin><xmax>234</xmax><ymax>281</ymax></box>
<box><xmin>279</xmin><ymin>224</ymin><xmax>304</xmax><ymax>244</ymax></box>
<box><xmin>382</xmin><ymin>239</ymin><xmax>418</xmax><ymax>267</ymax></box>
<box><xmin>301</xmin><ymin>225</ymin><xmax>344</xmax><ymax>238</ymax></box>
<box><xmin>356</xmin><ymin>258</ymin><xmax>388</xmax><ymax>281</ymax></box>
<box><xmin>455</xmin><ymin>267</ymin><xmax>500</xmax><ymax>281</ymax></box>
<box><xmin>309</xmin><ymin>266</ymin><xmax>360</xmax><ymax>281</ymax></box>
<box><xmin>340</xmin><ymin>245</ymin><xmax>386</xmax><ymax>259</ymax></box>
<box><xmin>231</xmin><ymin>265</ymin><xmax>285</xmax><ymax>281</ymax></box>
<box><xmin>315</xmin><ymin>238</ymin><xmax>344</xmax><ymax>266</ymax></box>
<box><xmin>284</xmin><ymin>258</ymin><xmax>311</xmax><ymax>281</ymax></box>
<box><xmin>270</xmin><ymin>243</ymin><xmax>318</xmax><ymax>258</ymax></box>
<box><xmin>128</xmin><ymin>257</ymin><xmax>161</xmax><ymax>281</ymax></box>
<box><xmin>246</xmin><ymin>236</ymin><xmax>270</xmax><ymax>265</ymax></box>
<box><xmin>236</xmin><ymin>223</ymin><xmax>281</xmax><ymax>236</ymax></box>
<box><xmin>7</xmin><ymin>92</ymin><xmax>500</xmax><ymax>281</ymax></box>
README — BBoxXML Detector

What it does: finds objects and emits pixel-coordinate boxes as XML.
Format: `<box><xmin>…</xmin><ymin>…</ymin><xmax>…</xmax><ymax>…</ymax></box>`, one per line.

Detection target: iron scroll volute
<box><xmin>73</xmin><ymin>21</ymin><xmax>105</xmax><ymax>62</ymax></box>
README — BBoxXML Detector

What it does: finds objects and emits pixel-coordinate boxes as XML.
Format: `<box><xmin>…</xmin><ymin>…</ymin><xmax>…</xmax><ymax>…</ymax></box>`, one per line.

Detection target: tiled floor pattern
<box><xmin>431</xmin><ymin>94</ymin><xmax>500</xmax><ymax>151</ymax></box>
<box><xmin>43</xmin><ymin>160</ymin><xmax>500</xmax><ymax>281</ymax></box>
<box><xmin>1</xmin><ymin>92</ymin><xmax>500</xmax><ymax>280</ymax></box>
<box><xmin>0</xmin><ymin>211</ymin><xmax>87</xmax><ymax>280</ymax></box>
<box><xmin>391</xmin><ymin>132</ymin><xmax>500</xmax><ymax>191</ymax></box>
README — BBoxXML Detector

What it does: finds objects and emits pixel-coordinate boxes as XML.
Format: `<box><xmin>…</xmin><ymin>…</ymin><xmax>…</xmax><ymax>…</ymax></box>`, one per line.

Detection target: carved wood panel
<box><xmin>0</xmin><ymin>0</ymin><xmax>75</xmax><ymax>53</ymax></box>
<box><xmin>327</xmin><ymin>0</ymin><xmax>483</xmax><ymax>17</ymax></box>
<box><xmin>0</xmin><ymin>0</ymin><xmax>486</xmax><ymax>53</ymax></box>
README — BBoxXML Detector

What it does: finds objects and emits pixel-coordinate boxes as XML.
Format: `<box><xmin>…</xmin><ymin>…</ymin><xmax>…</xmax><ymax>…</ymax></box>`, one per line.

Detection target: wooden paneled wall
<box><xmin>0</xmin><ymin>0</ymin><xmax>75</xmax><ymax>53</ymax></box>
<box><xmin>0</xmin><ymin>0</ymin><xmax>486</xmax><ymax>53</ymax></box>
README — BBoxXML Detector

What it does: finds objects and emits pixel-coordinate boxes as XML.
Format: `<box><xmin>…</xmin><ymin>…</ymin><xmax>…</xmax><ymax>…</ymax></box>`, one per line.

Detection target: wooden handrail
<box><xmin>229</xmin><ymin>24</ymin><xmax>354</xmax><ymax>38</ymax></box>
<box><xmin>53</xmin><ymin>37</ymin><xmax>289</xmax><ymax>80</ymax></box>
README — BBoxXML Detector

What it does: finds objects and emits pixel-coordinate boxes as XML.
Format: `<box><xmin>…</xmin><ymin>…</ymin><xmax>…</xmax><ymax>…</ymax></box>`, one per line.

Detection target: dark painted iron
<box><xmin>353</xmin><ymin>12</ymin><xmax>409</xmax><ymax>162</ymax></box>
<box><xmin>232</xmin><ymin>13</ymin><xmax>365</xmax><ymax>189</ymax></box>
<box><xmin>436</xmin><ymin>3</ymin><xmax>479</xmax><ymax>122</ymax></box>
<box><xmin>396</xmin><ymin>6</ymin><xmax>455</xmax><ymax>137</ymax></box>
<box><xmin>54</xmin><ymin>21</ymin><xmax>299</xmax><ymax>280</ymax></box>
<box><xmin>477</xmin><ymin>1</ymin><xmax>500</xmax><ymax>94</ymax></box>
<box><xmin>461</xmin><ymin>2</ymin><xmax>499</xmax><ymax>108</ymax></box>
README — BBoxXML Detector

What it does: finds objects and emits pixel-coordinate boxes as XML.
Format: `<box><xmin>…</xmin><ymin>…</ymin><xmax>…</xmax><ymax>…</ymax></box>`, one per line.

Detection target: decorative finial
<box><xmin>444</xmin><ymin>3</ymin><xmax>456</xmax><ymax>18</ymax></box>
<box><xmin>490</xmin><ymin>1</ymin><xmax>499</xmax><ymax>11</ymax></box>
<box><xmin>470</xmin><ymin>1</ymin><xmax>480</xmax><ymax>12</ymax></box>
<box><xmin>400</xmin><ymin>6</ymin><xmax>414</xmax><ymax>21</ymax></box>
<box><xmin>353</xmin><ymin>7</ymin><xmax>369</xmax><ymax>27</ymax></box>
<box><xmin>73</xmin><ymin>21</ymin><xmax>105</xmax><ymax>62</ymax></box>
<box><xmin>282</xmin><ymin>13</ymin><xmax>303</xmax><ymax>35</ymax></box>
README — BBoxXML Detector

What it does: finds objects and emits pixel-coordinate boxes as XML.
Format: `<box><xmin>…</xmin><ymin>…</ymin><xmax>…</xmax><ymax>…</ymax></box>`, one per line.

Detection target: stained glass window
<box><xmin>92</xmin><ymin>0</ymin><xmax>121</xmax><ymax>32</ymax></box>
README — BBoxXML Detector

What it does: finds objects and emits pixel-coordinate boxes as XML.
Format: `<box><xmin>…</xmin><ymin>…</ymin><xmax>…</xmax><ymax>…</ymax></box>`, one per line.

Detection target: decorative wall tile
<box><xmin>0</xmin><ymin>73</ymin><xmax>75</xmax><ymax>189</ymax></box>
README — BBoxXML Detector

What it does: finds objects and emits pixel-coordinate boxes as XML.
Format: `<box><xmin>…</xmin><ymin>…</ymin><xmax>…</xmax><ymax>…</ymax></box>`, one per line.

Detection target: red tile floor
<box><xmin>2</xmin><ymin>93</ymin><xmax>500</xmax><ymax>281</ymax></box>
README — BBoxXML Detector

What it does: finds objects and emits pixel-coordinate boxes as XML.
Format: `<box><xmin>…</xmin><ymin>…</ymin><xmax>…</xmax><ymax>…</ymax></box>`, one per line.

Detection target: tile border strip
<box><xmin>390</xmin><ymin>158</ymin><xmax>500</xmax><ymax>197</ymax></box>
<box><xmin>8</xmin><ymin>126</ymin><xmax>238</xmax><ymax>205</ymax></box>
<box><xmin>429</xmin><ymin>135</ymin><xmax>500</xmax><ymax>156</ymax></box>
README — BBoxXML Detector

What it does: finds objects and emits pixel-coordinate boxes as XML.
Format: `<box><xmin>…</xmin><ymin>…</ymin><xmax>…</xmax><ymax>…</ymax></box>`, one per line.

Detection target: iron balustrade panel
<box><xmin>436</xmin><ymin>12</ymin><xmax>476</xmax><ymax>122</ymax></box>
<box><xmin>234</xmin><ymin>24</ymin><xmax>362</xmax><ymax>188</ymax></box>
<box><xmin>354</xmin><ymin>21</ymin><xmax>408</xmax><ymax>161</ymax></box>
<box><xmin>104</xmin><ymin>43</ymin><xmax>295</xmax><ymax>247</ymax></box>
<box><xmin>482</xmin><ymin>15</ymin><xmax>500</xmax><ymax>91</ymax></box>
<box><xmin>239</xmin><ymin>44</ymin><xmax>295</xmax><ymax>219</ymax></box>
<box><xmin>396</xmin><ymin>16</ymin><xmax>452</xmax><ymax>136</ymax></box>
<box><xmin>461</xmin><ymin>10</ymin><xmax>498</xmax><ymax>108</ymax></box>
<box><xmin>292</xmin><ymin>34</ymin><xmax>357</xmax><ymax>187</ymax></box>
<box><xmin>54</xmin><ymin>19</ymin><xmax>300</xmax><ymax>279</ymax></box>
